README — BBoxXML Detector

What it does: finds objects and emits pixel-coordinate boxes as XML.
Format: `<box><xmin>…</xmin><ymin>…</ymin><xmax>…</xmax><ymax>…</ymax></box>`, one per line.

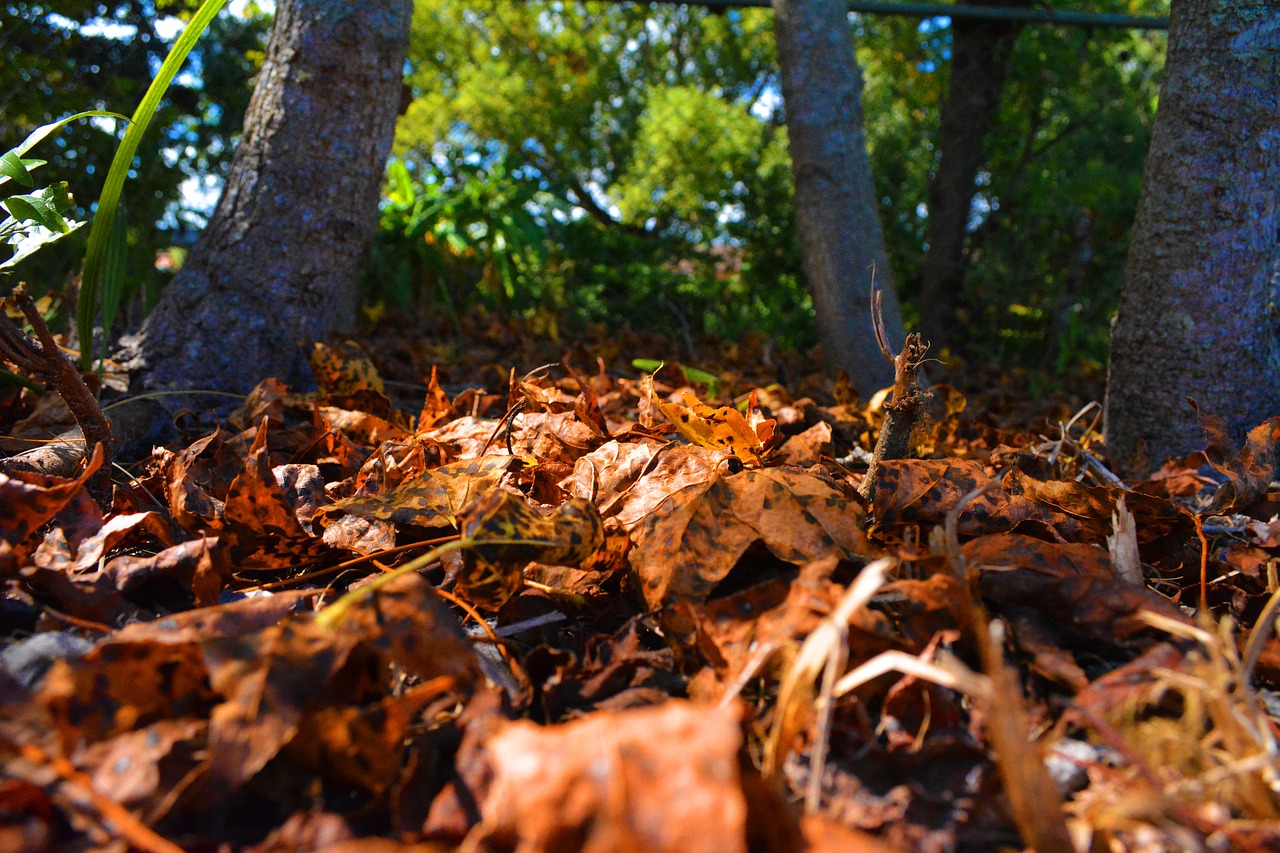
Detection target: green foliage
<box><xmin>391</xmin><ymin>0</ymin><xmax>808</xmax><ymax>346</ymax></box>
<box><xmin>615</xmin><ymin>85</ymin><xmax>766</xmax><ymax>235</ymax></box>
<box><xmin>388</xmin><ymin>0</ymin><xmax>1167</xmax><ymax>373</ymax></box>
<box><xmin>856</xmin><ymin>4</ymin><xmax>1167</xmax><ymax>368</ymax></box>
<box><xmin>367</xmin><ymin>156</ymin><xmax>560</xmax><ymax>331</ymax></box>
<box><xmin>970</xmin><ymin>15</ymin><xmax>1166</xmax><ymax>370</ymax></box>
<box><xmin>1</xmin><ymin>1</ymin><xmax>267</xmax><ymax>326</ymax></box>
<box><xmin>855</xmin><ymin>15</ymin><xmax>946</xmax><ymax>312</ymax></box>
<box><xmin>1</xmin><ymin>112</ymin><xmax>126</xmax><ymax>270</ymax></box>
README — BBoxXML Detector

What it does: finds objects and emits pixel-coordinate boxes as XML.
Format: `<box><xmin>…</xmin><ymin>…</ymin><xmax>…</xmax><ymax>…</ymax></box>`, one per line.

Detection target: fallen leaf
<box><xmin>471</xmin><ymin>701</ymin><xmax>749</xmax><ymax>853</ymax></box>
<box><xmin>327</xmin><ymin>454</ymin><xmax>517</xmax><ymax>530</ymax></box>
<box><xmin>630</xmin><ymin>467</ymin><xmax>869</xmax><ymax>608</ymax></box>
<box><xmin>0</xmin><ymin>443</ymin><xmax>105</xmax><ymax>550</ymax></box>
<box><xmin>224</xmin><ymin>418</ymin><xmax>325</xmax><ymax>568</ymax></box>
<box><xmin>1193</xmin><ymin>403</ymin><xmax>1280</xmax><ymax>513</ymax></box>
<box><xmin>457</xmin><ymin>489</ymin><xmax>607</xmax><ymax>609</ymax></box>
<box><xmin>654</xmin><ymin>388</ymin><xmax>780</xmax><ymax>467</ymax></box>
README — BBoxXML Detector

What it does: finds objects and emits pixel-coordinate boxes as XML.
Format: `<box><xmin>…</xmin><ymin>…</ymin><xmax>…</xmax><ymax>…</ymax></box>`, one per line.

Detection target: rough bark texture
<box><xmin>916</xmin><ymin>0</ymin><xmax>1027</xmax><ymax>349</ymax></box>
<box><xmin>117</xmin><ymin>0</ymin><xmax>412</xmax><ymax>396</ymax></box>
<box><xmin>771</xmin><ymin>0</ymin><xmax>905</xmax><ymax>391</ymax></box>
<box><xmin>1103</xmin><ymin>0</ymin><xmax>1280</xmax><ymax>474</ymax></box>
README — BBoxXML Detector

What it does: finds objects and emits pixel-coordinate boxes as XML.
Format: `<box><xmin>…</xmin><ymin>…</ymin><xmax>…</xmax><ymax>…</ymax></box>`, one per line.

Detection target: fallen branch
<box><xmin>0</xmin><ymin>284</ymin><xmax>113</xmax><ymax>508</ymax></box>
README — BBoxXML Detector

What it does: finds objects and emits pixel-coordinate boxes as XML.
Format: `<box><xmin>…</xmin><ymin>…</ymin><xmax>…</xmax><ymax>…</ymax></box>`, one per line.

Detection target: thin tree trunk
<box><xmin>1103</xmin><ymin>0</ymin><xmax>1280</xmax><ymax>474</ymax></box>
<box><xmin>771</xmin><ymin>0</ymin><xmax>905</xmax><ymax>391</ymax></box>
<box><xmin>117</xmin><ymin>0</ymin><xmax>412</xmax><ymax>395</ymax></box>
<box><xmin>916</xmin><ymin>0</ymin><xmax>1027</xmax><ymax>349</ymax></box>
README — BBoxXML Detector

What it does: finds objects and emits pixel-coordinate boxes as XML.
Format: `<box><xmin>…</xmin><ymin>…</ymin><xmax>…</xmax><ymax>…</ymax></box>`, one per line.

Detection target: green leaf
<box><xmin>2</xmin><ymin>193</ymin><xmax>67</xmax><ymax>232</ymax></box>
<box><xmin>681</xmin><ymin>366</ymin><xmax>719</xmax><ymax>387</ymax></box>
<box><xmin>79</xmin><ymin>0</ymin><xmax>230</xmax><ymax>367</ymax></box>
<box><xmin>388</xmin><ymin>160</ymin><xmax>413</xmax><ymax>203</ymax></box>
<box><xmin>40</xmin><ymin>181</ymin><xmax>76</xmax><ymax>214</ymax></box>
<box><xmin>1</xmin><ymin>219</ymin><xmax>84</xmax><ymax>270</ymax></box>
<box><xmin>444</xmin><ymin>232</ymin><xmax>468</xmax><ymax>255</ymax></box>
<box><xmin>0</xmin><ymin>151</ymin><xmax>33</xmax><ymax>188</ymax></box>
<box><xmin>0</xmin><ymin>111</ymin><xmax>129</xmax><ymax>191</ymax></box>
<box><xmin>10</xmin><ymin>110</ymin><xmax>129</xmax><ymax>158</ymax></box>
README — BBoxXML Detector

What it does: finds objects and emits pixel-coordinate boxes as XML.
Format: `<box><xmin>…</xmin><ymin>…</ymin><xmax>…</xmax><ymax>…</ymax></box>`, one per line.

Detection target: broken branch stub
<box><xmin>859</xmin><ymin>289</ymin><xmax>931</xmax><ymax>501</ymax></box>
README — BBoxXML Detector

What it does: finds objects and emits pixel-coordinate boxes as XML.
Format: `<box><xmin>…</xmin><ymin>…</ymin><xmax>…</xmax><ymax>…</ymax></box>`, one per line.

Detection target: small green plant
<box><xmin>3</xmin><ymin>1</ymin><xmax>229</xmax><ymax>371</ymax></box>
<box><xmin>2</xmin><ymin>113</ymin><xmax>126</xmax><ymax>393</ymax></box>
<box><xmin>1</xmin><ymin>112</ymin><xmax>124</xmax><ymax>271</ymax></box>
<box><xmin>631</xmin><ymin>358</ymin><xmax>723</xmax><ymax>399</ymax></box>
<box><xmin>368</xmin><ymin>156</ymin><xmax>558</xmax><ymax>330</ymax></box>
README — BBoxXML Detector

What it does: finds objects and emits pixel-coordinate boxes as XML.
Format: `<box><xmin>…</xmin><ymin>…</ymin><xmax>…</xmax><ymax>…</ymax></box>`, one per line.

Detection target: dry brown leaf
<box><xmin>223</xmin><ymin>418</ymin><xmax>326</xmax><ymax>568</ymax></box>
<box><xmin>629</xmin><ymin>467</ymin><xmax>869</xmax><ymax>608</ymax></box>
<box><xmin>327</xmin><ymin>454</ymin><xmax>517</xmax><ymax>529</ymax></box>
<box><xmin>470</xmin><ymin>701</ymin><xmax>748</xmax><ymax>853</ymax></box>
<box><xmin>0</xmin><ymin>443</ymin><xmax>105</xmax><ymax>550</ymax></box>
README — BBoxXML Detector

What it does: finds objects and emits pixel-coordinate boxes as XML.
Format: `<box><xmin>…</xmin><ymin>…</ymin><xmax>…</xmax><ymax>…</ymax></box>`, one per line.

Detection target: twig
<box><xmin>0</xmin><ymin>285</ymin><xmax>113</xmax><ymax>508</ymax></box>
<box><xmin>1196</xmin><ymin>514</ymin><xmax>1209</xmax><ymax>614</ymax></box>
<box><xmin>10</xmin><ymin>740</ymin><xmax>186</xmax><ymax>853</ymax></box>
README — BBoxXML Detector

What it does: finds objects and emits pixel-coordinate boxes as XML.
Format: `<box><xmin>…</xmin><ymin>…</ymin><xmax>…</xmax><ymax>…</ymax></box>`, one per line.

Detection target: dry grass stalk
<box><xmin>1069</xmin><ymin>611</ymin><xmax>1280</xmax><ymax>846</ymax></box>
<box><xmin>762</xmin><ymin>557</ymin><xmax>893</xmax><ymax>806</ymax></box>
<box><xmin>979</xmin><ymin>620</ymin><xmax>1077</xmax><ymax>852</ymax></box>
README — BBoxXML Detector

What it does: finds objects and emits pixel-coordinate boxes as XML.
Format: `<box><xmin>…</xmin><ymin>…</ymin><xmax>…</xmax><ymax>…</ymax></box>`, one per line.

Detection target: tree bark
<box><xmin>117</xmin><ymin>0</ymin><xmax>412</xmax><ymax>395</ymax></box>
<box><xmin>1104</xmin><ymin>0</ymin><xmax>1280</xmax><ymax>474</ymax></box>
<box><xmin>916</xmin><ymin>0</ymin><xmax>1027</xmax><ymax>350</ymax></box>
<box><xmin>771</xmin><ymin>0</ymin><xmax>905</xmax><ymax>391</ymax></box>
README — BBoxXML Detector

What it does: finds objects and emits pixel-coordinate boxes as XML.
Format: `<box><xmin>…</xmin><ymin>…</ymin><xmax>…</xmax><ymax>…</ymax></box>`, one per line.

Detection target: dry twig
<box><xmin>0</xmin><ymin>284</ymin><xmax>113</xmax><ymax>507</ymax></box>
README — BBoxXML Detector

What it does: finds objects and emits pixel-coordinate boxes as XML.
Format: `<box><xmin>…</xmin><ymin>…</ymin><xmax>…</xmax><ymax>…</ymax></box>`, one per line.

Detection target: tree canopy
<box><xmin>3</xmin><ymin>0</ymin><xmax>1168</xmax><ymax>374</ymax></box>
<box><xmin>384</xmin><ymin>0</ymin><xmax>1167</xmax><ymax>373</ymax></box>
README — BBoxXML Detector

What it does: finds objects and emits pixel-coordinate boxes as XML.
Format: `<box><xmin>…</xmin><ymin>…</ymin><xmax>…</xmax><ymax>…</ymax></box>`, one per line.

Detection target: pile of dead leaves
<box><xmin>4</xmin><ymin>342</ymin><xmax>1280</xmax><ymax>852</ymax></box>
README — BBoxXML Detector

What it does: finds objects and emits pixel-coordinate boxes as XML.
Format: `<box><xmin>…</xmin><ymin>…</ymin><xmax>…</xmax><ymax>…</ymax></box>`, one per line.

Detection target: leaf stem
<box><xmin>315</xmin><ymin>535</ymin><xmax>560</xmax><ymax>629</ymax></box>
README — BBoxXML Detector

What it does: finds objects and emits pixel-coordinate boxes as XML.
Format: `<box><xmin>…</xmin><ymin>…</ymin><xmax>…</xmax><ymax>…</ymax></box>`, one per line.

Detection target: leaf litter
<box><xmin>2</xmin><ymin>328</ymin><xmax>1280</xmax><ymax>852</ymax></box>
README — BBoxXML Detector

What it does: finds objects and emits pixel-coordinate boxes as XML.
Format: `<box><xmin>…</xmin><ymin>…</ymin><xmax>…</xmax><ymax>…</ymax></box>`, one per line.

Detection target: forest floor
<box><xmin>3</xmin><ymin>312</ymin><xmax>1280</xmax><ymax>852</ymax></box>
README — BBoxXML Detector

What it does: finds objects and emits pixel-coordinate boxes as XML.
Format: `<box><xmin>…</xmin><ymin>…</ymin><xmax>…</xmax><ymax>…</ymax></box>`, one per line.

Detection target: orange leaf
<box><xmin>653</xmin><ymin>389</ymin><xmax>778</xmax><ymax>467</ymax></box>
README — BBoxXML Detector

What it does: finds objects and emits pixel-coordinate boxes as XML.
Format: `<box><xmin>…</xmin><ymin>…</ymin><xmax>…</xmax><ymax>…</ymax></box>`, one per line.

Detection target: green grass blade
<box><xmin>100</xmin><ymin>202</ymin><xmax>129</xmax><ymax>346</ymax></box>
<box><xmin>78</xmin><ymin>0</ymin><xmax>229</xmax><ymax>369</ymax></box>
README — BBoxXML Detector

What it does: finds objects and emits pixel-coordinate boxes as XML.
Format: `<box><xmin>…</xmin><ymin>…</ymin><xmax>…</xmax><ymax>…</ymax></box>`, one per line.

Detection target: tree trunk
<box><xmin>1103</xmin><ymin>0</ymin><xmax>1280</xmax><ymax>474</ymax></box>
<box><xmin>117</xmin><ymin>0</ymin><xmax>412</xmax><ymax>395</ymax></box>
<box><xmin>771</xmin><ymin>0</ymin><xmax>905</xmax><ymax>391</ymax></box>
<box><xmin>916</xmin><ymin>0</ymin><xmax>1026</xmax><ymax>350</ymax></box>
